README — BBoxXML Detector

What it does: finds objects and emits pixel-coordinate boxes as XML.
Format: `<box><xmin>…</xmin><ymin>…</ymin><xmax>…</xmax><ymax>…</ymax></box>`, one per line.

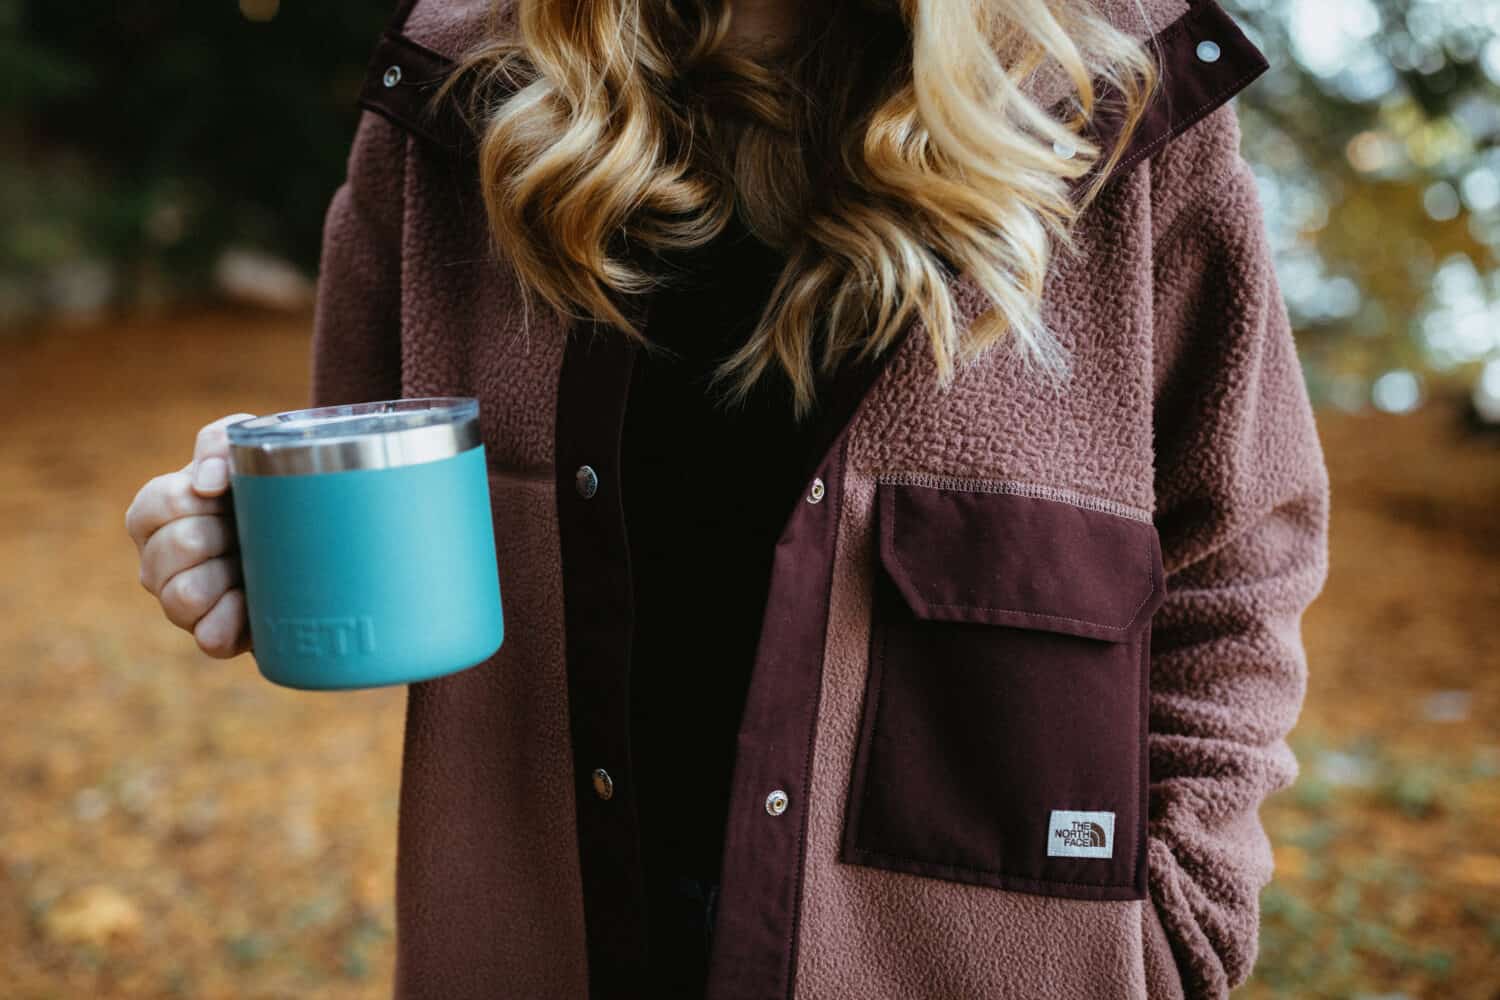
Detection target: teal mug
<box><xmin>224</xmin><ymin>397</ymin><xmax>504</xmax><ymax>690</ymax></box>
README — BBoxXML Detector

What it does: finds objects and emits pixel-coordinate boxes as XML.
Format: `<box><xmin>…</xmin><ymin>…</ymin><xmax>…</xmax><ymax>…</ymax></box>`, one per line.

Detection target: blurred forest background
<box><xmin>2</xmin><ymin>0</ymin><xmax>1498</xmax><ymax>998</ymax></box>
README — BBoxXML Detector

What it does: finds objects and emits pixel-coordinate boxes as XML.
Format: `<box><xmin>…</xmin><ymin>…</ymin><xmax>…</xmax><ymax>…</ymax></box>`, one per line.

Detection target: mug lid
<box><xmin>227</xmin><ymin>397</ymin><xmax>482</xmax><ymax>476</ymax></box>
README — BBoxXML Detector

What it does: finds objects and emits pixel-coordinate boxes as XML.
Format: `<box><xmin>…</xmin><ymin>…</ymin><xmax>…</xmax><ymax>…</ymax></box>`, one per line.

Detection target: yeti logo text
<box><xmin>1046</xmin><ymin>809</ymin><xmax>1115</xmax><ymax>858</ymax></box>
<box><xmin>262</xmin><ymin>615</ymin><xmax>377</xmax><ymax>658</ymax></box>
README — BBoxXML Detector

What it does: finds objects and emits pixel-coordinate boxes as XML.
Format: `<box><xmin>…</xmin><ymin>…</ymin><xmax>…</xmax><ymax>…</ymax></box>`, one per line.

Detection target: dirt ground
<box><xmin>1</xmin><ymin>306</ymin><xmax>1496</xmax><ymax>999</ymax></box>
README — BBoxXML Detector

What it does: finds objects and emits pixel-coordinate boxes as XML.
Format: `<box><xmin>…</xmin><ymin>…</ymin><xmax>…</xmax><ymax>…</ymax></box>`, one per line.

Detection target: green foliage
<box><xmin>7</xmin><ymin>0</ymin><xmax>1500</xmax><ymax>412</ymax></box>
<box><xmin>1226</xmin><ymin>0</ymin><xmax>1500</xmax><ymax>407</ymax></box>
<box><xmin>4</xmin><ymin>0</ymin><xmax>391</xmax><ymax>308</ymax></box>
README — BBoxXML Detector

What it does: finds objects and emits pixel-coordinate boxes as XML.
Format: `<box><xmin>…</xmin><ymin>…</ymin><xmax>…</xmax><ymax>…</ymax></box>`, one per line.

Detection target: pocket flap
<box><xmin>875</xmin><ymin>478</ymin><xmax>1166</xmax><ymax>642</ymax></box>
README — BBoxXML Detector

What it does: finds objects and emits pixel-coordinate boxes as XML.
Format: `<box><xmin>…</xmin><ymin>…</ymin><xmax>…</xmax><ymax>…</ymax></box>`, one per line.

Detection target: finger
<box><xmin>232</xmin><ymin>612</ymin><xmax>255</xmax><ymax>657</ymax></box>
<box><xmin>195</xmin><ymin>587</ymin><xmax>251</xmax><ymax>660</ymax></box>
<box><xmin>159</xmin><ymin>555</ymin><xmax>243</xmax><ymax>634</ymax></box>
<box><xmin>190</xmin><ymin>413</ymin><xmax>257</xmax><ymax>497</ymax></box>
<box><xmin>140</xmin><ymin>512</ymin><xmax>236</xmax><ymax>595</ymax></box>
<box><xmin>128</xmin><ymin>470</ymin><xmax>228</xmax><ymax>553</ymax></box>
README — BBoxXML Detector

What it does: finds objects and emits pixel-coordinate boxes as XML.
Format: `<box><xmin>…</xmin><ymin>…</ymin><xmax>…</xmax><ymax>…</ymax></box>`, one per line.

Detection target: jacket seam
<box><xmin>850</xmin><ymin>609</ymin><xmax>891</xmax><ymax>892</ymax></box>
<box><xmin>784</xmin><ymin>432</ymin><xmax>853</xmax><ymax>1000</ymax></box>
<box><xmin>844</xmin><ymin>845</ymin><xmax>1140</xmax><ymax>892</ymax></box>
<box><xmin>875</xmin><ymin>471</ymin><xmax>1154</xmax><ymax>523</ymax></box>
<box><xmin>1135</xmin><ymin>604</ymin><xmax>1152</xmax><ymax>893</ymax></box>
<box><xmin>910</xmin><ymin>592</ymin><xmax>1152</xmax><ymax>633</ymax></box>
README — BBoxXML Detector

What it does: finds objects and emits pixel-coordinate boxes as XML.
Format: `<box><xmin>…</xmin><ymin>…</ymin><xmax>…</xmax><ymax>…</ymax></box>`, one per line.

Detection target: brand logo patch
<box><xmin>1047</xmin><ymin>809</ymin><xmax>1115</xmax><ymax>858</ymax></box>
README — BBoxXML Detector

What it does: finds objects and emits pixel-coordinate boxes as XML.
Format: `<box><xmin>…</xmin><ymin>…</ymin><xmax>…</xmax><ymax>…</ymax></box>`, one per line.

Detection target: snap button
<box><xmin>382</xmin><ymin>65</ymin><xmax>403</xmax><ymax>88</ymax></box>
<box><xmin>592</xmin><ymin>768</ymin><xmax>614</xmax><ymax>800</ymax></box>
<box><xmin>1195</xmin><ymin>40</ymin><xmax>1221</xmax><ymax>63</ymax></box>
<box><xmin>1052</xmin><ymin>139</ymin><xmax>1077</xmax><ymax>160</ymax></box>
<box><xmin>765</xmin><ymin>789</ymin><xmax>789</xmax><ymax>816</ymax></box>
<box><xmin>807</xmin><ymin>477</ymin><xmax>825</xmax><ymax>504</ymax></box>
<box><xmin>575</xmin><ymin>464</ymin><xmax>599</xmax><ymax>499</ymax></box>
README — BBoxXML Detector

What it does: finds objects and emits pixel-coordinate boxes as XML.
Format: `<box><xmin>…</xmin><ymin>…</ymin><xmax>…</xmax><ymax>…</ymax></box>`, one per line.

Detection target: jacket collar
<box><xmin>357</xmin><ymin>0</ymin><xmax>1269</xmax><ymax>491</ymax></box>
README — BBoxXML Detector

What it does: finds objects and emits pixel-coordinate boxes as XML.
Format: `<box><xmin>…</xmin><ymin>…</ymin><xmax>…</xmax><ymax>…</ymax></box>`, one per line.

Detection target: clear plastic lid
<box><xmin>228</xmin><ymin>397</ymin><xmax>478</xmax><ymax>446</ymax></box>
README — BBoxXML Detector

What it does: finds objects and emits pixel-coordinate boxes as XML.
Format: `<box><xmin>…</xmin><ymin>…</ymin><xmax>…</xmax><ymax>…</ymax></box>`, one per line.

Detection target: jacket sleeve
<box><xmin>1143</xmin><ymin>101</ymin><xmax>1331</xmax><ymax>999</ymax></box>
<box><xmin>307</xmin><ymin>109</ymin><xmax>408</xmax><ymax>409</ymax></box>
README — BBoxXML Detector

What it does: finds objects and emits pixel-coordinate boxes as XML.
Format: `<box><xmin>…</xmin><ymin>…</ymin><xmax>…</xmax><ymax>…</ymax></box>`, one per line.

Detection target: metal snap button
<box><xmin>765</xmin><ymin>789</ymin><xmax>789</xmax><ymax>816</ymax></box>
<box><xmin>1195</xmin><ymin>40</ymin><xmax>1221</xmax><ymax>63</ymax></box>
<box><xmin>1052</xmin><ymin>139</ymin><xmax>1077</xmax><ymax>160</ymax></box>
<box><xmin>592</xmin><ymin>768</ymin><xmax>614</xmax><ymax>800</ymax></box>
<box><xmin>382</xmin><ymin>65</ymin><xmax>403</xmax><ymax>88</ymax></box>
<box><xmin>807</xmin><ymin>477</ymin><xmax>825</xmax><ymax>504</ymax></box>
<box><xmin>575</xmin><ymin>464</ymin><xmax>599</xmax><ymax>499</ymax></box>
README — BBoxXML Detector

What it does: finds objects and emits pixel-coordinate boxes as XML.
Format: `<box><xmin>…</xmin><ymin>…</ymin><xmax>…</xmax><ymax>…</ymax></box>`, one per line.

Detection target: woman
<box><xmin>126</xmin><ymin>0</ymin><xmax>1330</xmax><ymax>997</ymax></box>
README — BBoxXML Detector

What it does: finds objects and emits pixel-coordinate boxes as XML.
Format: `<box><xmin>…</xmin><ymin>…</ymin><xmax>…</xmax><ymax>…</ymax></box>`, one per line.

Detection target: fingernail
<box><xmin>196</xmin><ymin>457</ymin><xmax>226</xmax><ymax>491</ymax></box>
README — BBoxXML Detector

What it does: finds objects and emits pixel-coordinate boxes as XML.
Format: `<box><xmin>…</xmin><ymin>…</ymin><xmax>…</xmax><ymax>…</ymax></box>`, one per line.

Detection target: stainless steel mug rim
<box><xmin>227</xmin><ymin>398</ymin><xmax>482</xmax><ymax>476</ymax></box>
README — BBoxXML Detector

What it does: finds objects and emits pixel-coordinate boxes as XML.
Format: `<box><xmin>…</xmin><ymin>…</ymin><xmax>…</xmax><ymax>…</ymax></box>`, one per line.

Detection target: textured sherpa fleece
<box><xmin>304</xmin><ymin>1</ymin><xmax>1330</xmax><ymax>997</ymax></box>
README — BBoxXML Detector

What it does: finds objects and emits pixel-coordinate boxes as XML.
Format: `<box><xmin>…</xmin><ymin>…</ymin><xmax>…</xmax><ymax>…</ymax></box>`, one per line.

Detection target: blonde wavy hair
<box><xmin>436</xmin><ymin>0</ymin><xmax>1161</xmax><ymax>420</ymax></box>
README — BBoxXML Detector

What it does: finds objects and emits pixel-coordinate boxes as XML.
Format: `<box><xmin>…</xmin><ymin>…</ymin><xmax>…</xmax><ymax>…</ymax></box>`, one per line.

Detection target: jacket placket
<box><xmin>553</xmin><ymin>305</ymin><xmax>894</xmax><ymax>1000</ymax></box>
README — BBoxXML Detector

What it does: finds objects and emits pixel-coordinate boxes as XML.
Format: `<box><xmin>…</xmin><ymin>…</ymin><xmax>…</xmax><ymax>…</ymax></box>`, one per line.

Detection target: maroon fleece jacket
<box><xmin>303</xmin><ymin>0</ymin><xmax>1331</xmax><ymax>997</ymax></box>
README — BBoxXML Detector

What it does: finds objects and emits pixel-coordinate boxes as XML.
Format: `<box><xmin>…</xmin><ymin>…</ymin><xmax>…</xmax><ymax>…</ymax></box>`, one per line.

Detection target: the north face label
<box><xmin>1046</xmin><ymin>809</ymin><xmax>1115</xmax><ymax>858</ymax></box>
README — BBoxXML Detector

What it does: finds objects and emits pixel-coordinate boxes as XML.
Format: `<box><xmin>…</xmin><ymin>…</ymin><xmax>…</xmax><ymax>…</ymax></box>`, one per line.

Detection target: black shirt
<box><xmin>621</xmin><ymin>213</ymin><xmax>819</xmax><ymax>884</ymax></box>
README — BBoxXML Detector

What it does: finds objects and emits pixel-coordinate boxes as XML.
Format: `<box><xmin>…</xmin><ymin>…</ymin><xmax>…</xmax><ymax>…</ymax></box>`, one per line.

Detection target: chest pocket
<box><xmin>839</xmin><ymin>475</ymin><xmax>1166</xmax><ymax>901</ymax></box>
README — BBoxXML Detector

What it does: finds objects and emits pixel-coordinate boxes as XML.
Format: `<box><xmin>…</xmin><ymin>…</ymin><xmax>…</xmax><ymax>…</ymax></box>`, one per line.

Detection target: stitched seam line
<box><xmin>853</xmin><ymin>606</ymin><xmax>891</xmax><ymax>893</ymax></box>
<box><xmin>876</xmin><ymin>472</ymin><xmax>1158</xmax><ymax>631</ymax></box>
<box><xmin>916</xmin><ymin>586</ymin><xmax>1153</xmax><ymax>633</ymax></box>
<box><xmin>784</xmin><ymin>434</ymin><xmax>852</xmax><ymax>1000</ymax></box>
<box><xmin>847</xmin><ymin>845</ymin><xmax>1136</xmax><ymax>891</ymax></box>
<box><xmin>876</xmin><ymin>471</ymin><xmax>1153</xmax><ymax>524</ymax></box>
<box><xmin>357</xmin><ymin>92</ymin><xmax>452</xmax><ymax>154</ymax></box>
<box><xmin>1133</xmin><ymin>612</ymin><xmax>1150</xmax><ymax>888</ymax></box>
